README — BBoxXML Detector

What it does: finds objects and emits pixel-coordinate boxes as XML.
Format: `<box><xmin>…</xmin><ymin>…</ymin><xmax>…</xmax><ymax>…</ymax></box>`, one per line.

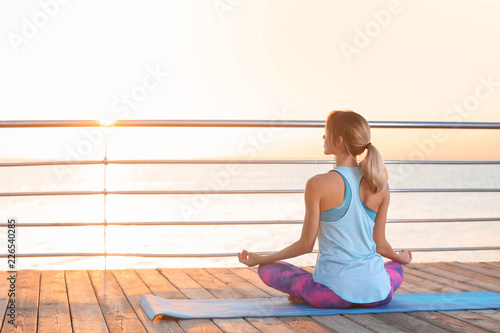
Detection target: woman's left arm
<box><xmin>238</xmin><ymin>176</ymin><xmax>322</xmax><ymax>267</ymax></box>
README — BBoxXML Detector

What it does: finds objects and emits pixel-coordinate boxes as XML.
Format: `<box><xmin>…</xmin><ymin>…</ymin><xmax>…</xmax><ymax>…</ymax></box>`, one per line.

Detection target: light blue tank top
<box><xmin>312</xmin><ymin>166</ymin><xmax>391</xmax><ymax>303</ymax></box>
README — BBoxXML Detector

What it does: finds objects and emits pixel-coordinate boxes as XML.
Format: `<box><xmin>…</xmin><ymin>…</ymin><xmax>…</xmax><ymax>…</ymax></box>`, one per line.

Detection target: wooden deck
<box><xmin>0</xmin><ymin>262</ymin><xmax>499</xmax><ymax>332</ymax></box>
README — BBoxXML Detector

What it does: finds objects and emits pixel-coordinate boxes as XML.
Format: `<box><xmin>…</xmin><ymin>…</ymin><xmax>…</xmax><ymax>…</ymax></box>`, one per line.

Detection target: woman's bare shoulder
<box><xmin>307</xmin><ymin>171</ymin><xmax>343</xmax><ymax>189</ymax></box>
<box><xmin>360</xmin><ymin>177</ymin><xmax>390</xmax><ymax>210</ymax></box>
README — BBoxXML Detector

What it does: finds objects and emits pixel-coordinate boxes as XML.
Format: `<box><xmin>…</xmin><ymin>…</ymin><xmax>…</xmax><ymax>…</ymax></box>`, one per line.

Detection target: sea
<box><xmin>1</xmin><ymin>162</ymin><xmax>499</xmax><ymax>270</ymax></box>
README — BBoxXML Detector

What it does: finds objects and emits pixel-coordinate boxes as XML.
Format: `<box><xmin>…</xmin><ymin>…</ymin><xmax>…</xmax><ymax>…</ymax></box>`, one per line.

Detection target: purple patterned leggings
<box><xmin>258</xmin><ymin>261</ymin><xmax>404</xmax><ymax>308</ymax></box>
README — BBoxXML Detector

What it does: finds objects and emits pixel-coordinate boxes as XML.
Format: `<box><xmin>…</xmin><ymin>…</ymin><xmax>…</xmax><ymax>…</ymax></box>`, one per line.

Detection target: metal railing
<box><xmin>1</xmin><ymin>120</ymin><xmax>500</xmax><ymax>260</ymax></box>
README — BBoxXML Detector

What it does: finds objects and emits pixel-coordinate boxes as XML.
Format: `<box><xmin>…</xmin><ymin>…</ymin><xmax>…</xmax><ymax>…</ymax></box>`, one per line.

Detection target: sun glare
<box><xmin>98</xmin><ymin>119</ymin><xmax>116</xmax><ymax>127</ymax></box>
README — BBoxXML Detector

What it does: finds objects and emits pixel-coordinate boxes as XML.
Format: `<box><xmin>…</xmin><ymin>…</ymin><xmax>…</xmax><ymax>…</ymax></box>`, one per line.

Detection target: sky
<box><xmin>1</xmin><ymin>0</ymin><xmax>499</xmax><ymax>160</ymax></box>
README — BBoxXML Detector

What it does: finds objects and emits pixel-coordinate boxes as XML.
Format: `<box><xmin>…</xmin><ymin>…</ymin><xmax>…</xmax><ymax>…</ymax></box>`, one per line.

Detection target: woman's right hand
<box><xmin>398</xmin><ymin>249</ymin><xmax>413</xmax><ymax>265</ymax></box>
<box><xmin>238</xmin><ymin>250</ymin><xmax>263</xmax><ymax>267</ymax></box>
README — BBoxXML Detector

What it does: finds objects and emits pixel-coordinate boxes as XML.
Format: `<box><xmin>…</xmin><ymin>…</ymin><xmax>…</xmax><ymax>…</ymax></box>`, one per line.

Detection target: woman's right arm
<box><xmin>373</xmin><ymin>185</ymin><xmax>412</xmax><ymax>265</ymax></box>
<box><xmin>238</xmin><ymin>175</ymin><xmax>322</xmax><ymax>267</ymax></box>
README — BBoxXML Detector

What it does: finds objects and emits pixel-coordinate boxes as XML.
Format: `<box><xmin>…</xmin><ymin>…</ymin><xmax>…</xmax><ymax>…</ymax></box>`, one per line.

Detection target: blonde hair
<box><xmin>325</xmin><ymin>110</ymin><xmax>388</xmax><ymax>192</ymax></box>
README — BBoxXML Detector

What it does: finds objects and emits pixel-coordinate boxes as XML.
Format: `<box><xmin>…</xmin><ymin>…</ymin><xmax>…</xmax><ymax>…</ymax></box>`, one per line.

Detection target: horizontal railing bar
<box><xmin>0</xmin><ymin>160</ymin><xmax>104</xmax><ymax>167</ymax></box>
<box><xmin>2</xmin><ymin>246</ymin><xmax>499</xmax><ymax>258</ymax></box>
<box><xmin>1</xmin><ymin>119</ymin><xmax>500</xmax><ymax>129</ymax></box>
<box><xmin>390</xmin><ymin>188</ymin><xmax>500</xmax><ymax>193</ymax></box>
<box><xmin>394</xmin><ymin>246</ymin><xmax>500</xmax><ymax>252</ymax></box>
<box><xmin>109</xmin><ymin>159</ymin><xmax>500</xmax><ymax>165</ymax></box>
<box><xmin>0</xmin><ymin>191</ymin><xmax>105</xmax><ymax>197</ymax></box>
<box><xmin>114</xmin><ymin>120</ymin><xmax>500</xmax><ymax>129</ymax></box>
<box><xmin>1</xmin><ymin>188</ymin><xmax>500</xmax><ymax>197</ymax></box>
<box><xmin>2</xmin><ymin>159</ymin><xmax>500</xmax><ymax>168</ymax></box>
<box><xmin>0</xmin><ymin>120</ymin><xmax>103</xmax><ymax>128</ymax></box>
<box><xmin>370</xmin><ymin>121</ymin><xmax>500</xmax><ymax>130</ymax></box>
<box><xmin>2</xmin><ymin>217</ymin><xmax>499</xmax><ymax>227</ymax></box>
<box><xmin>387</xmin><ymin>217</ymin><xmax>500</xmax><ymax>223</ymax></box>
<box><xmin>111</xmin><ymin>159</ymin><xmax>327</xmax><ymax>165</ymax></box>
<box><xmin>384</xmin><ymin>160</ymin><xmax>500</xmax><ymax>165</ymax></box>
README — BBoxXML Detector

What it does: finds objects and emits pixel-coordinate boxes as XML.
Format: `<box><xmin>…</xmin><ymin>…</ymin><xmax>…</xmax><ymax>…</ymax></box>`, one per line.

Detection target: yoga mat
<box><xmin>140</xmin><ymin>291</ymin><xmax>500</xmax><ymax>320</ymax></box>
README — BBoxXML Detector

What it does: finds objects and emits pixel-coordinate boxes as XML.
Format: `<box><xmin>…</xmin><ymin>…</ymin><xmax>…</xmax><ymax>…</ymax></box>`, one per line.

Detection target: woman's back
<box><xmin>312</xmin><ymin>166</ymin><xmax>391</xmax><ymax>304</ymax></box>
<box><xmin>317</xmin><ymin>168</ymin><xmax>386</xmax><ymax>214</ymax></box>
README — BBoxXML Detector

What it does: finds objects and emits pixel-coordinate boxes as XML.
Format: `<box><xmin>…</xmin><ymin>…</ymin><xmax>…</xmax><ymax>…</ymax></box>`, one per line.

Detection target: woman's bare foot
<box><xmin>288</xmin><ymin>295</ymin><xmax>307</xmax><ymax>305</ymax></box>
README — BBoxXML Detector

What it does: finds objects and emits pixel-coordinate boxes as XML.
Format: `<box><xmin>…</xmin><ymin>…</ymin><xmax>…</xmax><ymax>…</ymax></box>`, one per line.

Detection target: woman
<box><xmin>238</xmin><ymin>110</ymin><xmax>412</xmax><ymax>308</ymax></box>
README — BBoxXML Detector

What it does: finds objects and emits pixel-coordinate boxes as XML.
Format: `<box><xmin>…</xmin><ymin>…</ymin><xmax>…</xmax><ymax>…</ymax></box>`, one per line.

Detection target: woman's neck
<box><xmin>334</xmin><ymin>153</ymin><xmax>358</xmax><ymax>168</ymax></box>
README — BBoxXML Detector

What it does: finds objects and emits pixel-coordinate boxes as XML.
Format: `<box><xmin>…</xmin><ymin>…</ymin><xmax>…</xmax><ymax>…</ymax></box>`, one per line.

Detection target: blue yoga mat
<box><xmin>140</xmin><ymin>291</ymin><xmax>500</xmax><ymax>320</ymax></box>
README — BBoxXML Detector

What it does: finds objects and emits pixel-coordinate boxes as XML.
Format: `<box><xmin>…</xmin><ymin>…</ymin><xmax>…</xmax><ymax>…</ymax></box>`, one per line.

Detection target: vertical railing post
<box><xmin>103</xmin><ymin>132</ymin><xmax>108</xmax><ymax>299</ymax></box>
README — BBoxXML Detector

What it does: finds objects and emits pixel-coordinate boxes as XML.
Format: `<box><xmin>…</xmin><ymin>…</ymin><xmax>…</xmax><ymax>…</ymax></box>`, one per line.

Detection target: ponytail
<box><xmin>326</xmin><ymin>110</ymin><xmax>388</xmax><ymax>193</ymax></box>
<box><xmin>359</xmin><ymin>143</ymin><xmax>388</xmax><ymax>193</ymax></box>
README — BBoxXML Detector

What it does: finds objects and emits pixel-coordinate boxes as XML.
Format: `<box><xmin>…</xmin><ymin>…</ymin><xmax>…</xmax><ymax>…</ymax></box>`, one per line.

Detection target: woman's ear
<box><xmin>336</xmin><ymin>136</ymin><xmax>344</xmax><ymax>148</ymax></box>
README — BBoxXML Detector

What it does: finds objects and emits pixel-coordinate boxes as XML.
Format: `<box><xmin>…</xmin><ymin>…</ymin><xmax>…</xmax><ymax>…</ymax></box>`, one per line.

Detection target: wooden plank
<box><xmin>404</xmin><ymin>265</ymin><xmax>498</xmax><ymax>333</ymax></box>
<box><xmin>38</xmin><ymin>270</ymin><xmax>72</xmax><ymax>333</ymax></box>
<box><xmin>410</xmin><ymin>311</ymin><xmax>491</xmax><ymax>333</ymax></box>
<box><xmin>157</xmin><ymin>268</ymin><xmax>223</xmax><ymax>333</ymax></box>
<box><xmin>311</xmin><ymin>315</ymin><xmax>374</xmax><ymax>333</ymax></box>
<box><xmin>231</xmin><ymin>267</ymin><xmax>287</xmax><ymax>298</ymax></box>
<box><xmin>450</xmin><ymin>262</ymin><xmax>500</xmax><ymax>279</ymax></box>
<box><xmin>158</xmin><ymin>268</ymin><xmax>215</xmax><ymax>300</ymax></box>
<box><xmin>65</xmin><ymin>270</ymin><xmax>108</xmax><ymax>333</ymax></box>
<box><xmin>135</xmin><ymin>269</ymin><xmax>185</xmax><ymax>300</ymax></box>
<box><xmin>278</xmin><ymin>316</ymin><xmax>331</xmax><ymax>333</ymax></box>
<box><xmin>414</xmin><ymin>263</ymin><xmax>500</xmax><ymax>292</ymax></box>
<box><xmin>467</xmin><ymin>309</ymin><xmax>500</xmax><ymax>323</ymax></box>
<box><xmin>483</xmin><ymin>261</ymin><xmax>500</xmax><ymax>268</ymax></box>
<box><xmin>398</xmin><ymin>281</ymin><xmax>431</xmax><ymax>294</ymax></box>
<box><xmin>1</xmin><ymin>270</ymin><xmax>40</xmax><ymax>333</ymax></box>
<box><xmin>174</xmin><ymin>319</ymin><xmax>223</xmax><ymax>333</ymax></box>
<box><xmin>375</xmin><ymin>312</ymin><xmax>453</xmax><ymax>333</ymax></box>
<box><xmin>212</xmin><ymin>318</ymin><xmax>261</xmax><ymax>333</ymax></box>
<box><xmin>183</xmin><ymin>268</ymin><xmax>247</xmax><ymax>300</ymax></box>
<box><xmin>112</xmin><ymin>269</ymin><xmax>184</xmax><ymax>333</ymax></box>
<box><xmin>404</xmin><ymin>265</ymin><xmax>472</xmax><ymax>292</ymax></box>
<box><xmin>206</xmin><ymin>267</ymin><xmax>272</xmax><ymax>298</ymax></box>
<box><xmin>427</xmin><ymin>262</ymin><xmax>500</xmax><ymax>289</ymax></box>
<box><xmin>441</xmin><ymin>310</ymin><xmax>500</xmax><ymax>332</ymax></box>
<box><xmin>244</xmin><ymin>317</ymin><xmax>295</xmax><ymax>333</ymax></box>
<box><xmin>89</xmin><ymin>270</ymin><xmax>147</xmax><ymax>333</ymax></box>
<box><xmin>343</xmin><ymin>313</ymin><xmax>412</xmax><ymax>333</ymax></box>
<box><xmin>0</xmin><ymin>271</ymin><xmax>10</xmax><ymax>331</ymax></box>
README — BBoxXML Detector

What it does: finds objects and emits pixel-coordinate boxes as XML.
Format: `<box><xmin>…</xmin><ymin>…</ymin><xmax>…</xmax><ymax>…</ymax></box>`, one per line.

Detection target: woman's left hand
<box><xmin>238</xmin><ymin>250</ymin><xmax>262</xmax><ymax>267</ymax></box>
<box><xmin>398</xmin><ymin>249</ymin><xmax>413</xmax><ymax>265</ymax></box>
